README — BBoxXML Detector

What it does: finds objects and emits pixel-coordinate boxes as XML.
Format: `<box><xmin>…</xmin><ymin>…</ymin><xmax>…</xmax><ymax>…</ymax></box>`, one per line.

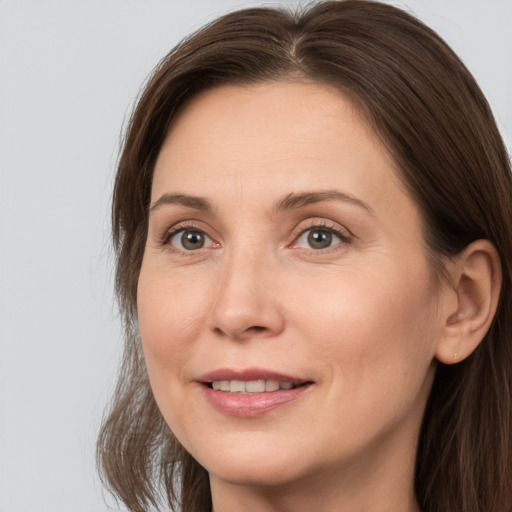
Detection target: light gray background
<box><xmin>0</xmin><ymin>1</ymin><xmax>510</xmax><ymax>511</ymax></box>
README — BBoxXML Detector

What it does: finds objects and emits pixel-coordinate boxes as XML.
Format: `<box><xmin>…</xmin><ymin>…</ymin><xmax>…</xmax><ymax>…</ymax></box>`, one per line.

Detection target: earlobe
<box><xmin>435</xmin><ymin>239</ymin><xmax>502</xmax><ymax>365</ymax></box>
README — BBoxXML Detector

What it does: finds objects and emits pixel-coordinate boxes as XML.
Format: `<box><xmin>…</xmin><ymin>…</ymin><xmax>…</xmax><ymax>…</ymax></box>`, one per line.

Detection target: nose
<box><xmin>208</xmin><ymin>247</ymin><xmax>285</xmax><ymax>341</ymax></box>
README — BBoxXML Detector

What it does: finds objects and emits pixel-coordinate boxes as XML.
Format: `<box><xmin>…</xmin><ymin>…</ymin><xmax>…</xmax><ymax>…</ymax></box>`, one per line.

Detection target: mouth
<box><xmin>197</xmin><ymin>368</ymin><xmax>314</xmax><ymax>416</ymax></box>
<box><xmin>207</xmin><ymin>379</ymin><xmax>307</xmax><ymax>394</ymax></box>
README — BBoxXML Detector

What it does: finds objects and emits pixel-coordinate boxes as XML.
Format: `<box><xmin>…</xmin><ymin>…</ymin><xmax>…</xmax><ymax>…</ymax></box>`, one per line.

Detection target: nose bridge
<box><xmin>209</xmin><ymin>239</ymin><xmax>283</xmax><ymax>340</ymax></box>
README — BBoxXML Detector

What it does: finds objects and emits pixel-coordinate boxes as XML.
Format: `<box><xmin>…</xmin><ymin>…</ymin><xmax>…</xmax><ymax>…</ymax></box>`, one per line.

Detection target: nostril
<box><xmin>212</xmin><ymin>324</ymin><xmax>269</xmax><ymax>340</ymax></box>
<box><xmin>248</xmin><ymin>326</ymin><xmax>267</xmax><ymax>333</ymax></box>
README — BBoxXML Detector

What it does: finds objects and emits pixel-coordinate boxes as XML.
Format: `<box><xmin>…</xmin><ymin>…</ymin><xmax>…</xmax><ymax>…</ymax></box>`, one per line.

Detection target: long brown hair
<box><xmin>97</xmin><ymin>1</ymin><xmax>512</xmax><ymax>511</ymax></box>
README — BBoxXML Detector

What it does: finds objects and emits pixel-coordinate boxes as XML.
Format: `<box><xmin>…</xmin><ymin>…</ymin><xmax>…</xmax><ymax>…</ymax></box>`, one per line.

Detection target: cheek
<box><xmin>292</xmin><ymin>262</ymin><xmax>437</xmax><ymax>384</ymax></box>
<box><xmin>288</xmin><ymin>264</ymin><xmax>438</xmax><ymax>445</ymax></box>
<box><xmin>136</xmin><ymin>267</ymin><xmax>216</xmax><ymax>444</ymax></box>
<box><xmin>137</xmin><ymin>269</ymin><xmax>211</xmax><ymax>378</ymax></box>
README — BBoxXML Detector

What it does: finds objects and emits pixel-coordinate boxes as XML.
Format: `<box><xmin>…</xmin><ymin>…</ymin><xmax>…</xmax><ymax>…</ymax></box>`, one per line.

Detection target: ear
<box><xmin>435</xmin><ymin>239</ymin><xmax>502</xmax><ymax>365</ymax></box>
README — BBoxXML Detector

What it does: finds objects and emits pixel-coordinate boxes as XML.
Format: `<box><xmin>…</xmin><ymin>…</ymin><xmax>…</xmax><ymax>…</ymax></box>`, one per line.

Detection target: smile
<box><xmin>198</xmin><ymin>369</ymin><xmax>313</xmax><ymax>417</ymax></box>
<box><xmin>209</xmin><ymin>380</ymin><xmax>298</xmax><ymax>393</ymax></box>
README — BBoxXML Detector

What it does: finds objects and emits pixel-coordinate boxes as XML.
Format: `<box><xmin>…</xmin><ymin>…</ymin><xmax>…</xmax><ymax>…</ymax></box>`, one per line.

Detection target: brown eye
<box><xmin>307</xmin><ymin>230</ymin><xmax>332</xmax><ymax>249</ymax></box>
<box><xmin>295</xmin><ymin>226</ymin><xmax>346</xmax><ymax>250</ymax></box>
<box><xmin>171</xmin><ymin>229</ymin><xmax>209</xmax><ymax>250</ymax></box>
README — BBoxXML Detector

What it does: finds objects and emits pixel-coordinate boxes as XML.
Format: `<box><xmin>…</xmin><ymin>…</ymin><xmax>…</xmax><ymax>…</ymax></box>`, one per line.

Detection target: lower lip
<box><xmin>201</xmin><ymin>384</ymin><xmax>312</xmax><ymax>417</ymax></box>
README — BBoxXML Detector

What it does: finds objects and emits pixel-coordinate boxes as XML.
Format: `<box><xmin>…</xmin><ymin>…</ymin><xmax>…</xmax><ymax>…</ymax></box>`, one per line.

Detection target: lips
<box><xmin>197</xmin><ymin>368</ymin><xmax>313</xmax><ymax>417</ymax></box>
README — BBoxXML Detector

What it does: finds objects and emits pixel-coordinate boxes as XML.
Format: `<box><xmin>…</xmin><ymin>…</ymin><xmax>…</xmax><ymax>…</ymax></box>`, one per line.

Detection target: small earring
<box><xmin>453</xmin><ymin>352</ymin><xmax>458</xmax><ymax>363</ymax></box>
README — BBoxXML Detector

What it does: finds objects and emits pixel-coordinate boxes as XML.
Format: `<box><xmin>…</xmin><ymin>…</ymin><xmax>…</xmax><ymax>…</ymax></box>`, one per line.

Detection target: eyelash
<box><xmin>159</xmin><ymin>222</ymin><xmax>216</xmax><ymax>254</ymax></box>
<box><xmin>159</xmin><ymin>220</ymin><xmax>352</xmax><ymax>255</ymax></box>
<box><xmin>291</xmin><ymin>220</ymin><xmax>352</xmax><ymax>252</ymax></box>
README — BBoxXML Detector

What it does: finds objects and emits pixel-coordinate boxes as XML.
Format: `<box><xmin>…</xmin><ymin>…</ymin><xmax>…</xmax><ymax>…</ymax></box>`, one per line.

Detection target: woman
<box><xmin>97</xmin><ymin>1</ymin><xmax>512</xmax><ymax>511</ymax></box>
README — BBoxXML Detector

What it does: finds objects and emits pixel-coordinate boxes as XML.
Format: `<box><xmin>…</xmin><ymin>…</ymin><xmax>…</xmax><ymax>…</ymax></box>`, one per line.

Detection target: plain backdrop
<box><xmin>0</xmin><ymin>1</ymin><xmax>510</xmax><ymax>511</ymax></box>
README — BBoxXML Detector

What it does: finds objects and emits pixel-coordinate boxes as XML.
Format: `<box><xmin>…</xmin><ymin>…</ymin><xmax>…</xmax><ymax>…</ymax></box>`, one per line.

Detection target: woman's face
<box><xmin>138</xmin><ymin>82</ymin><xmax>445</xmax><ymax>491</ymax></box>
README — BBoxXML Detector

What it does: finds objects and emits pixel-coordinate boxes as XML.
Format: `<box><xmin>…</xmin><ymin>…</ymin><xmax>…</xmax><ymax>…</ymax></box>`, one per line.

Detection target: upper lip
<box><xmin>197</xmin><ymin>367</ymin><xmax>310</xmax><ymax>384</ymax></box>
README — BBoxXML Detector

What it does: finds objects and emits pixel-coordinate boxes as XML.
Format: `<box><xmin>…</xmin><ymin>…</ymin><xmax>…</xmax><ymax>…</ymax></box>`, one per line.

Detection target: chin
<box><xmin>188</xmin><ymin>437</ymin><xmax>311</xmax><ymax>488</ymax></box>
<box><xmin>208</xmin><ymin>460</ymin><xmax>306</xmax><ymax>489</ymax></box>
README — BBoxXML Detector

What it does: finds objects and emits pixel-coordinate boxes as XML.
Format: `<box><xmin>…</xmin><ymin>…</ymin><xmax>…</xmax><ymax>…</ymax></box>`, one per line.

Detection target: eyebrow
<box><xmin>149</xmin><ymin>193</ymin><xmax>214</xmax><ymax>214</ymax></box>
<box><xmin>149</xmin><ymin>189</ymin><xmax>374</xmax><ymax>216</ymax></box>
<box><xmin>274</xmin><ymin>190</ymin><xmax>375</xmax><ymax>215</ymax></box>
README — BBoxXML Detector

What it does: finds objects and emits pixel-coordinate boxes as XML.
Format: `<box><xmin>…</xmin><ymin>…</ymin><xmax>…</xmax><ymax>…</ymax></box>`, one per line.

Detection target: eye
<box><xmin>293</xmin><ymin>224</ymin><xmax>349</xmax><ymax>251</ymax></box>
<box><xmin>297</xmin><ymin>228</ymin><xmax>340</xmax><ymax>250</ymax></box>
<box><xmin>169</xmin><ymin>228</ymin><xmax>213</xmax><ymax>251</ymax></box>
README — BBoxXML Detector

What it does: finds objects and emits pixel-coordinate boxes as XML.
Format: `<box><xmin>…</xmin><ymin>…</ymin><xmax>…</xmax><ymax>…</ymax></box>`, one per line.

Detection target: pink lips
<box><xmin>197</xmin><ymin>368</ymin><xmax>313</xmax><ymax>417</ymax></box>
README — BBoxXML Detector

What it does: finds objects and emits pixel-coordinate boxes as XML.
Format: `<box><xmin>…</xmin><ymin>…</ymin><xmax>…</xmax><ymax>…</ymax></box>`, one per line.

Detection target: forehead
<box><xmin>152</xmin><ymin>81</ymin><xmax>409</xmax><ymax>220</ymax></box>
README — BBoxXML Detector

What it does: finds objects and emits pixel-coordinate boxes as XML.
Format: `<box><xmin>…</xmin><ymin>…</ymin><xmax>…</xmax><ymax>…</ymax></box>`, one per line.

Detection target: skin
<box><xmin>137</xmin><ymin>81</ymin><xmax>492</xmax><ymax>512</ymax></box>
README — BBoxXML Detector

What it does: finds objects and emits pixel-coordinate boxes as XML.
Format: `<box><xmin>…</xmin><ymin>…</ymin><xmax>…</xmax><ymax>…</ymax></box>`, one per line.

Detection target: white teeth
<box><xmin>231</xmin><ymin>380</ymin><xmax>245</xmax><ymax>393</ymax></box>
<box><xmin>265</xmin><ymin>380</ymin><xmax>280</xmax><ymax>392</ymax></box>
<box><xmin>245</xmin><ymin>380</ymin><xmax>265</xmax><ymax>393</ymax></box>
<box><xmin>210</xmin><ymin>380</ymin><xmax>298</xmax><ymax>394</ymax></box>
